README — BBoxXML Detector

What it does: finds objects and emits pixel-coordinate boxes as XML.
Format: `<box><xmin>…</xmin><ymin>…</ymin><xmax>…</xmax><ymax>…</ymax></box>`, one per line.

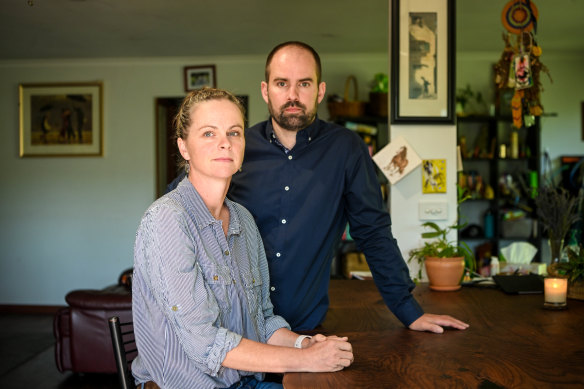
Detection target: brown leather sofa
<box><xmin>54</xmin><ymin>268</ymin><xmax>133</xmax><ymax>374</ymax></box>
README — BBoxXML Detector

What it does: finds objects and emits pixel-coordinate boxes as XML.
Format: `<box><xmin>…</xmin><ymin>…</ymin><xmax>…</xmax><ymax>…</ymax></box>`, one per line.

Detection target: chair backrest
<box><xmin>108</xmin><ymin>316</ymin><xmax>137</xmax><ymax>389</ymax></box>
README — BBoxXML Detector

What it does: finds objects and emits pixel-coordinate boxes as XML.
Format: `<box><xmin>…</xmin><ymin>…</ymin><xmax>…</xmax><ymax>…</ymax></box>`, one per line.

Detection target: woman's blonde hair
<box><xmin>174</xmin><ymin>87</ymin><xmax>246</xmax><ymax>172</ymax></box>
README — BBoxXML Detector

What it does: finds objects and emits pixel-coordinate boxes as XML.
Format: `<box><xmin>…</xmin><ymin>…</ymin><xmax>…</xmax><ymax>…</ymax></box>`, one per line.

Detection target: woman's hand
<box><xmin>301</xmin><ymin>335</ymin><xmax>353</xmax><ymax>372</ymax></box>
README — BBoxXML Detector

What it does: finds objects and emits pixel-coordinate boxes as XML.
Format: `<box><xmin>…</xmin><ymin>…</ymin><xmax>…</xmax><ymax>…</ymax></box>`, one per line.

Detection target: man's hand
<box><xmin>408</xmin><ymin>313</ymin><xmax>469</xmax><ymax>334</ymax></box>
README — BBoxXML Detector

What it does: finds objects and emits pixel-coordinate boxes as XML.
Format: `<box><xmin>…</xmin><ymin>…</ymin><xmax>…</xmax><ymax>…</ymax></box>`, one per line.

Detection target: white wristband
<box><xmin>294</xmin><ymin>335</ymin><xmax>312</xmax><ymax>349</ymax></box>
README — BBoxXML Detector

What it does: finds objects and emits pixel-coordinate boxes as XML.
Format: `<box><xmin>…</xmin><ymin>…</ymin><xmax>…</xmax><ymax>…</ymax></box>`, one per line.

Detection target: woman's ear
<box><xmin>177</xmin><ymin>138</ymin><xmax>189</xmax><ymax>161</ymax></box>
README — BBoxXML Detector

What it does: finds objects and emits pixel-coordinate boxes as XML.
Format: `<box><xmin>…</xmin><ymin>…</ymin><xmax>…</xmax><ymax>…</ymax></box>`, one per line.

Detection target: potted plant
<box><xmin>534</xmin><ymin>184</ymin><xmax>581</xmax><ymax>274</ymax></box>
<box><xmin>557</xmin><ymin>245</ymin><xmax>584</xmax><ymax>300</ymax></box>
<box><xmin>408</xmin><ymin>222</ymin><xmax>476</xmax><ymax>291</ymax></box>
<box><xmin>367</xmin><ymin>73</ymin><xmax>388</xmax><ymax>117</ymax></box>
<box><xmin>455</xmin><ymin>84</ymin><xmax>486</xmax><ymax>116</ymax></box>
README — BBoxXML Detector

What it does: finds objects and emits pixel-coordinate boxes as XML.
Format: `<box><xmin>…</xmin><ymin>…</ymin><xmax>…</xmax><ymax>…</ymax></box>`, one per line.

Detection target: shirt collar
<box><xmin>176</xmin><ymin>177</ymin><xmax>241</xmax><ymax>235</ymax></box>
<box><xmin>265</xmin><ymin>115</ymin><xmax>322</xmax><ymax>150</ymax></box>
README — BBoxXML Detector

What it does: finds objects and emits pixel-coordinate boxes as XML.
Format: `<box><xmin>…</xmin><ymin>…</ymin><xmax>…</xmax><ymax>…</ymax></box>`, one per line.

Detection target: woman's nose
<box><xmin>218</xmin><ymin>134</ymin><xmax>232</xmax><ymax>149</ymax></box>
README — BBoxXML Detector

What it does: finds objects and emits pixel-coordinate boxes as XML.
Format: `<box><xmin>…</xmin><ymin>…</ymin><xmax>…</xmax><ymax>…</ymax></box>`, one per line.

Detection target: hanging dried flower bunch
<box><xmin>493</xmin><ymin>0</ymin><xmax>552</xmax><ymax>128</ymax></box>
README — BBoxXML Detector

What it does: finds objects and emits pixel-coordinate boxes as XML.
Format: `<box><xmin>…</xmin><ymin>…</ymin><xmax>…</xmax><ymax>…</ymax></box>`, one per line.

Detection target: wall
<box><xmin>0</xmin><ymin>53</ymin><xmax>387</xmax><ymax>306</ymax></box>
<box><xmin>390</xmin><ymin>125</ymin><xmax>458</xmax><ymax>280</ymax></box>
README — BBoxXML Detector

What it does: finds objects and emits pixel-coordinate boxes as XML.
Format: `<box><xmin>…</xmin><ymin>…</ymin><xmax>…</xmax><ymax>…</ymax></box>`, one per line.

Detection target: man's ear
<box><xmin>317</xmin><ymin>81</ymin><xmax>326</xmax><ymax>104</ymax></box>
<box><xmin>261</xmin><ymin>81</ymin><xmax>269</xmax><ymax>104</ymax></box>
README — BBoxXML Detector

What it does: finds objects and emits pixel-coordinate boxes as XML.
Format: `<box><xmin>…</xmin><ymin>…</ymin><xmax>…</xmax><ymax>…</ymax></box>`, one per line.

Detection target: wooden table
<box><xmin>283</xmin><ymin>280</ymin><xmax>584</xmax><ymax>389</ymax></box>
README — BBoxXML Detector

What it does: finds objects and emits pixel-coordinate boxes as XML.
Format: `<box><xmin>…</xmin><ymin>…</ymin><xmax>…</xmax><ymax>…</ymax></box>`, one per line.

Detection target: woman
<box><xmin>132</xmin><ymin>88</ymin><xmax>353</xmax><ymax>389</ymax></box>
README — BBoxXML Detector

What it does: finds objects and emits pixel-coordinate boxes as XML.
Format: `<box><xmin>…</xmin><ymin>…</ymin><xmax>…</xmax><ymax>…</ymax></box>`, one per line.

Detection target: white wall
<box><xmin>390</xmin><ymin>125</ymin><xmax>458</xmax><ymax>280</ymax></box>
<box><xmin>0</xmin><ymin>53</ymin><xmax>387</xmax><ymax>306</ymax></box>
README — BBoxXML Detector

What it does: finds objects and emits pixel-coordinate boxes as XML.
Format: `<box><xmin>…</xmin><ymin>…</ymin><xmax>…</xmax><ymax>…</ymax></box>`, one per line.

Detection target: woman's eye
<box><xmin>203</xmin><ymin>131</ymin><xmax>214</xmax><ymax>137</ymax></box>
<box><xmin>228</xmin><ymin>131</ymin><xmax>241</xmax><ymax>137</ymax></box>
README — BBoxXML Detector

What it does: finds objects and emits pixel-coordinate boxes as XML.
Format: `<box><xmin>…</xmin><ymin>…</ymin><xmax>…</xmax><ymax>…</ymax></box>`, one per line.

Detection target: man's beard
<box><xmin>268</xmin><ymin>100</ymin><xmax>318</xmax><ymax>132</ymax></box>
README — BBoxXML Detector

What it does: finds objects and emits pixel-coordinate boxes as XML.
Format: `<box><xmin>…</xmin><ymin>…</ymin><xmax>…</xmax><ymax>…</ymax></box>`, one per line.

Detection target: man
<box><xmin>228</xmin><ymin>41</ymin><xmax>468</xmax><ymax>333</ymax></box>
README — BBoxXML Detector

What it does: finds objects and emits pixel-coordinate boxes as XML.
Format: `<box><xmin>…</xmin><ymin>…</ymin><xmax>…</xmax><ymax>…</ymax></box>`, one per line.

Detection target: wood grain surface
<box><xmin>283</xmin><ymin>280</ymin><xmax>584</xmax><ymax>389</ymax></box>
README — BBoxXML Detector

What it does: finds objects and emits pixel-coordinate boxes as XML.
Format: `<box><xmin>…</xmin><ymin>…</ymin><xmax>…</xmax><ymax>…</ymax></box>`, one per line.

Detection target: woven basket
<box><xmin>567</xmin><ymin>280</ymin><xmax>584</xmax><ymax>300</ymax></box>
<box><xmin>328</xmin><ymin>75</ymin><xmax>366</xmax><ymax>119</ymax></box>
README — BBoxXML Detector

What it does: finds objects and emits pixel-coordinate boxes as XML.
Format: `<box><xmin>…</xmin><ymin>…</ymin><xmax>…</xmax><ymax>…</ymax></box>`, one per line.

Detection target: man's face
<box><xmin>261</xmin><ymin>46</ymin><xmax>326</xmax><ymax>132</ymax></box>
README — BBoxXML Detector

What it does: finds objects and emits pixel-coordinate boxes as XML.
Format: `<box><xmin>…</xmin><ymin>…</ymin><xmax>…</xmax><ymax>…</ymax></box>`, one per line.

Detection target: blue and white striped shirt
<box><xmin>132</xmin><ymin>178</ymin><xmax>290</xmax><ymax>389</ymax></box>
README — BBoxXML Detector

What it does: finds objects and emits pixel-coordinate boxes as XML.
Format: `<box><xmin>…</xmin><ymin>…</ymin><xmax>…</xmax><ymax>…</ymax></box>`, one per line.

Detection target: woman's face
<box><xmin>177</xmin><ymin>99</ymin><xmax>245</xmax><ymax>181</ymax></box>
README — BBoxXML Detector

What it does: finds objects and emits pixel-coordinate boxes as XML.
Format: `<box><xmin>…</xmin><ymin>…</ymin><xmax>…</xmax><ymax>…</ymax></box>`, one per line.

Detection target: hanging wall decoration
<box><xmin>493</xmin><ymin>0</ymin><xmax>551</xmax><ymax>129</ymax></box>
<box><xmin>372</xmin><ymin>136</ymin><xmax>422</xmax><ymax>185</ymax></box>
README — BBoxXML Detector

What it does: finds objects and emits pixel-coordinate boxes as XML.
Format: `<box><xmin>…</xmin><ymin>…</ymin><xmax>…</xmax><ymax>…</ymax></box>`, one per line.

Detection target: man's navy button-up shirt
<box><xmin>228</xmin><ymin>116</ymin><xmax>423</xmax><ymax>331</ymax></box>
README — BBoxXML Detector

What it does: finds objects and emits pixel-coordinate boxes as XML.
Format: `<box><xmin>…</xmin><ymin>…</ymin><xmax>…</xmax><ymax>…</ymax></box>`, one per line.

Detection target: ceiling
<box><xmin>1</xmin><ymin>0</ymin><xmax>582</xmax><ymax>60</ymax></box>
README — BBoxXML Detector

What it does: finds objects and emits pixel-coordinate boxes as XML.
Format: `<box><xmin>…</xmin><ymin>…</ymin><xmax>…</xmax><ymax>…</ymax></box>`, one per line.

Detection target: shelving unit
<box><xmin>457</xmin><ymin>115</ymin><xmax>542</xmax><ymax>272</ymax></box>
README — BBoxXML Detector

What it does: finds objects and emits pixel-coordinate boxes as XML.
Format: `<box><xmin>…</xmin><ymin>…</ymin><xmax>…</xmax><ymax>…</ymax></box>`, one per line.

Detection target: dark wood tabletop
<box><xmin>283</xmin><ymin>280</ymin><xmax>584</xmax><ymax>389</ymax></box>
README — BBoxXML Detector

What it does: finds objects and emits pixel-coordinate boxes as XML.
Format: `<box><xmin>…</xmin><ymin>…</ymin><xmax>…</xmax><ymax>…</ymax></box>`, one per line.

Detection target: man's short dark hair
<box><xmin>265</xmin><ymin>41</ymin><xmax>322</xmax><ymax>84</ymax></box>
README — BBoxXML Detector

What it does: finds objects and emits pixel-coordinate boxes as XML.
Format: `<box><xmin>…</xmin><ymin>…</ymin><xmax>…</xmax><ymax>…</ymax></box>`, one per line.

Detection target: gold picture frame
<box><xmin>19</xmin><ymin>82</ymin><xmax>103</xmax><ymax>157</ymax></box>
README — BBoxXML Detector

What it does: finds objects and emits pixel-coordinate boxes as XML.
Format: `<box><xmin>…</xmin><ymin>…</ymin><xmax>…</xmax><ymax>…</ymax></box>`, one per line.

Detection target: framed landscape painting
<box><xmin>19</xmin><ymin>82</ymin><xmax>103</xmax><ymax>157</ymax></box>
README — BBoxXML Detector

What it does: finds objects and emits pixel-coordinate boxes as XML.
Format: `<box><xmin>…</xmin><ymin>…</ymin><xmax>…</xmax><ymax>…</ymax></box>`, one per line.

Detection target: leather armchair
<box><xmin>54</xmin><ymin>269</ymin><xmax>133</xmax><ymax>374</ymax></box>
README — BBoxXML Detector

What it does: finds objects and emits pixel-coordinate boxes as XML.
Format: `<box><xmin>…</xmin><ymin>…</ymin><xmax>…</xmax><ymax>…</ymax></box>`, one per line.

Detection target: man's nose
<box><xmin>287</xmin><ymin>85</ymin><xmax>299</xmax><ymax>101</ymax></box>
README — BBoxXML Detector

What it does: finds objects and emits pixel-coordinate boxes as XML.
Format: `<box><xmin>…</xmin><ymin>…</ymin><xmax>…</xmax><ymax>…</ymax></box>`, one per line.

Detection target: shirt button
<box><xmin>270</xmin><ymin>286</ymin><xmax>276</xmax><ymax>292</ymax></box>
<box><xmin>284</xmin><ymin>186</ymin><xmax>290</xmax><ymax>191</ymax></box>
<box><xmin>276</xmin><ymin>252</ymin><xmax>281</xmax><ymax>257</ymax></box>
<box><xmin>232</xmin><ymin>279</ymin><xmax>236</xmax><ymax>284</ymax></box>
<box><xmin>224</xmin><ymin>250</ymin><xmax>230</xmax><ymax>256</ymax></box>
<box><xmin>171</xmin><ymin>305</ymin><xmax>178</xmax><ymax>311</ymax></box>
<box><xmin>213</xmin><ymin>275</ymin><xmax>218</xmax><ymax>281</ymax></box>
<box><xmin>288</xmin><ymin>155</ymin><xmax>293</xmax><ymax>160</ymax></box>
<box><xmin>281</xmin><ymin>219</ymin><xmax>286</xmax><ymax>224</ymax></box>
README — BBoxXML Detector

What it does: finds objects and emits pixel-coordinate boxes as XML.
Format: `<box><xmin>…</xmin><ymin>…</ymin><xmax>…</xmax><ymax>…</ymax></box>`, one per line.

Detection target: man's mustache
<box><xmin>282</xmin><ymin>101</ymin><xmax>306</xmax><ymax>111</ymax></box>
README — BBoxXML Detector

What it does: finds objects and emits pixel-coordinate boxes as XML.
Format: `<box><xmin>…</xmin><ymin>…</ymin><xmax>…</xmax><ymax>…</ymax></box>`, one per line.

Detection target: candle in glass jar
<box><xmin>544</xmin><ymin>278</ymin><xmax>567</xmax><ymax>304</ymax></box>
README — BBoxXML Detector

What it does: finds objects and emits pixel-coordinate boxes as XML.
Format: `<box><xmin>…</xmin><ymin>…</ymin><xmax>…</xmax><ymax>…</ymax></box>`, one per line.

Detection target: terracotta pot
<box><xmin>424</xmin><ymin>256</ymin><xmax>465</xmax><ymax>291</ymax></box>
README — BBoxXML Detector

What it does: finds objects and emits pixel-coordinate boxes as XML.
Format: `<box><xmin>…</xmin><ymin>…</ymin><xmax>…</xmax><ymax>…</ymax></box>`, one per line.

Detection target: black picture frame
<box><xmin>184</xmin><ymin>65</ymin><xmax>216</xmax><ymax>92</ymax></box>
<box><xmin>390</xmin><ymin>0</ymin><xmax>455</xmax><ymax>124</ymax></box>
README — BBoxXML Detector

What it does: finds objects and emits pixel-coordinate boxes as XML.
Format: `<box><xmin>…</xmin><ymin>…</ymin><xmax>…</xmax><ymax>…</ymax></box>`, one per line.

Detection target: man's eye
<box><xmin>300</xmin><ymin>82</ymin><xmax>310</xmax><ymax>87</ymax></box>
<box><xmin>276</xmin><ymin>81</ymin><xmax>286</xmax><ymax>87</ymax></box>
<box><xmin>203</xmin><ymin>131</ymin><xmax>214</xmax><ymax>137</ymax></box>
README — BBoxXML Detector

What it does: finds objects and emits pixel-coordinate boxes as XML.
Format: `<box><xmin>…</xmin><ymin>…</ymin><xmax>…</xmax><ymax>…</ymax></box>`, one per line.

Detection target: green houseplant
<box><xmin>408</xmin><ymin>222</ymin><xmax>476</xmax><ymax>291</ymax></box>
<box><xmin>368</xmin><ymin>73</ymin><xmax>388</xmax><ymax>117</ymax></box>
<box><xmin>556</xmin><ymin>245</ymin><xmax>584</xmax><ymax>300</ymax></box>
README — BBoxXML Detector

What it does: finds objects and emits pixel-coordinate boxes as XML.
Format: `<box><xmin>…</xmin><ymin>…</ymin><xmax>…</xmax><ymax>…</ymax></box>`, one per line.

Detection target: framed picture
<box><xmin>184</xmin><ymin>65</ymin><xmax>216</xmax><ymax>92</ymax></box>
<box><xmin>19</xmin><ymin>82</ymin><xmax>103</xmax><ymax>157</ymax></box>
<box><xmin>372</xmin><ymin>135</ymin><xmax>422</xmax><ymax>185</ymax></box>
<box><xmin>390</xmin><ymin>0</ymin><xmax>455</xmax><ymax>124</ymax></box>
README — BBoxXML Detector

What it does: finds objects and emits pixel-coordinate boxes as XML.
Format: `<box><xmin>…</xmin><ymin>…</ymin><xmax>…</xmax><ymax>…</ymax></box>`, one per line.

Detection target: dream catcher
<box><xmin>493</xmin><ymin>0</ymin><xmax>551</xmax><ymax>128</ymax></box>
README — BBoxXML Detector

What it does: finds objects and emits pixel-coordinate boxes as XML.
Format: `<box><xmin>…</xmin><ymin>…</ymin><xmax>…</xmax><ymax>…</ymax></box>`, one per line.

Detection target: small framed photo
<box><xmin>184</xmin><ymin>65</ymin><xmax>216</xmax><ymax>92</ymax></box>
<box><xmin>390</xmin><ymin>0</ymin><xmax>455</xmax><ymax>124</ymax></box>
<box><xmin>372</xmin><ymin>136</ymin><xmax>422</xmax><ymax>185</ymax></box>
<box><xmin>19</xmin><ymin>82</ymin><xmax>103</xmax><ymax>157</ymax></box>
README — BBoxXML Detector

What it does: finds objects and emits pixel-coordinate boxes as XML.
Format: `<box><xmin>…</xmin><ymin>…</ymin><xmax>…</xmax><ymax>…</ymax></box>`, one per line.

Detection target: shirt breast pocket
<box><xmin>201</xmin><ymin>264</ymin><xmax>233</xmax><ymax>314</ymax></box>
